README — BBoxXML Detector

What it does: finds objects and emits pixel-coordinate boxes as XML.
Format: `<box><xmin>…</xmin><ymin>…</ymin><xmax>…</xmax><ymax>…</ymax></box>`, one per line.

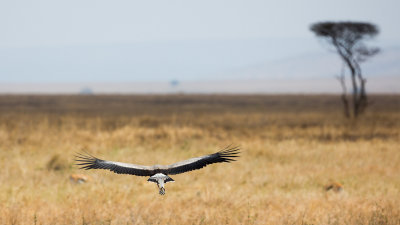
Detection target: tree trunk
<box><xmin>354</xmin><ymin>62</ymin><xmax>368</xmax><ymax>116</ymax></box>
<box><xmin>333</xmin><ymin>39</ymin><xmax>367</xmax><ymax>119</ymax></box>
<box><xmin>336</xmin><ymin>64</ymin><xmax>350</xmax><ymax>118</ymax></box>
<box><xmin>339</xmin><ymin>51</ymin><xmax>359</xmax><ymax>118</ymax></box>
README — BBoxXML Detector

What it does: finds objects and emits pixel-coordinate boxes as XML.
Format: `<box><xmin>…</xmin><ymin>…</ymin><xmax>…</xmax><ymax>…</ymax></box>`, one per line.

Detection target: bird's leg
<box><xmin>159</xmin><ymin>187</ymin><xmax>165</xmax><ymax>195</ymax></box>
<box><xmin>157</xmin><ymin>180</ymin><xmax>165</xmax><ymax>195</ymax></box>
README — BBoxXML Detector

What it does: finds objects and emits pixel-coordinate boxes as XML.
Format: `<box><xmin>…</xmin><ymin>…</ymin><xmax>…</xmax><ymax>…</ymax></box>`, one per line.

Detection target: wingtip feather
<box><xmin>74</xmin><ymin>151</ymin><xmax>101</xmax><ymax>170</ymax></box>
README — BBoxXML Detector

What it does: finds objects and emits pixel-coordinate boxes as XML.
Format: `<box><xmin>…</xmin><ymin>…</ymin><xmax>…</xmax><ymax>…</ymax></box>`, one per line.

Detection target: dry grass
<box><xmin>0</xmin><ymin>94</ymin><xmax>399</xmax><ymax>225</ymax></box>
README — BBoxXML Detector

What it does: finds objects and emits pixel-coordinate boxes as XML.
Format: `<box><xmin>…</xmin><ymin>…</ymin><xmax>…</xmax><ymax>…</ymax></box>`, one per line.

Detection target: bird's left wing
<box><xmin>75</xmin><ymin>153</ymin><xmax>155</xmax><ymax>177</ymax></box>
<box><xmin>165</xmin><ymin>146</ymin><xmax>240</xmax><ymax>175</ymax></box>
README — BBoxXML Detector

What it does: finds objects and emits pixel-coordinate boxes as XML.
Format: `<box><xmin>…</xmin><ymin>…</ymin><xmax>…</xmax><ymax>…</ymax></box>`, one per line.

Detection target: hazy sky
<box><xmin>1</xmin><ymin>0</ymin><xmax>399</xmax><ymax>47</ymax></box>
<box><xmin>0</xmin><ymin>0</ymin><xmax>399</xmax><ymax>86</ymax></box>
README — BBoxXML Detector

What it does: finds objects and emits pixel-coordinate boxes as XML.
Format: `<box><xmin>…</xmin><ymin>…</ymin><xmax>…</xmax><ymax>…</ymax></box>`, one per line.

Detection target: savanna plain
<box><xmin>0</xmin><ymin>94</ymin><xmax>399</xmax><ymax>225</ymax></box>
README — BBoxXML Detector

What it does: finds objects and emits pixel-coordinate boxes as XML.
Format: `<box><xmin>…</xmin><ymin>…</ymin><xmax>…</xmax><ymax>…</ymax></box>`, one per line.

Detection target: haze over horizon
<box><xmin>1</xmin><ymin>0</ymin><xmax>399</xmax><ymax>93</ymax></box>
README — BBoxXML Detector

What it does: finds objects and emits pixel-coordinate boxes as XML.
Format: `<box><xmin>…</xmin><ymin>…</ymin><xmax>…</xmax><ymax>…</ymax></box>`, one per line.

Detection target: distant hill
<box><xmin>220</xmin><ymin>46</ymin><xmax>400</xmax><ymax>80</ymax></box>
<box><xmin>0</xmin><ymin>41</ymin><xmax>398</xmax><ymax>93</ymax></box>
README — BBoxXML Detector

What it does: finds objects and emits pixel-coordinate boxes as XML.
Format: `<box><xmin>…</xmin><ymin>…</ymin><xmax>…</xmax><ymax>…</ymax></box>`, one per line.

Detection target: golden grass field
<box><xmin>0</xmin><ymin>94</ymin><xmax>399</xmax><ymax>225</ymax></box>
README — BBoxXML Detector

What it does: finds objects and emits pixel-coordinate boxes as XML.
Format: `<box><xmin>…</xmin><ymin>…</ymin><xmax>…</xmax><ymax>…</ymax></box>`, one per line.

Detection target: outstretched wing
<box><xmin>165</xmin><ymin>146</ymin><xmax>240</xmax><ymax>175</ymax></box>
<box><xmin>75</xmin><ymin>152</ymin><xmax>155</xmax><ymax>177</ymax></box>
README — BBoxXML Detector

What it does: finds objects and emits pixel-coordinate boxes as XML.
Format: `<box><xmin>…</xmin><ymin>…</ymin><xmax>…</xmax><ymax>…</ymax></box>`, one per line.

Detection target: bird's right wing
<box><xmin>75</xmin><ymin>153</ymin><xmax>155</xmax><ymax>177</ymax></box>
<box><xmin>165</xmin><ymin>146</ymin><xmax>240</xmax><ymax>175</ymax></box>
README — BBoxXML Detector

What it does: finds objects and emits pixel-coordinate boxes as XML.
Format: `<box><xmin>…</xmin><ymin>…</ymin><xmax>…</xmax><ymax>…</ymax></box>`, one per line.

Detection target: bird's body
<box><xmin>75</xmin><ymin>146</ymin><xmax>239</xmax><ymax>195</ymax></box>
<box><xmin>147</xmin><ymin>173</ymin><xmax>174</xmax><ymax>195</ymax></box>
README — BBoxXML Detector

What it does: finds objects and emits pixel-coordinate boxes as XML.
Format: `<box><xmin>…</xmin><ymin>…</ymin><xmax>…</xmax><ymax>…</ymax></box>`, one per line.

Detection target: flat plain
<box><xmin>0</xmin><ymin>94</ymin><xmax>399</xmax><ymax>225</ymax></box>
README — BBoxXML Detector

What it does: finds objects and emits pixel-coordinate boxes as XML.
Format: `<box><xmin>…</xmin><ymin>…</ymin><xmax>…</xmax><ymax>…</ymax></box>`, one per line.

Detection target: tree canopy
<box><xmin>310</xmin><ymin>22</ymin><xmax>379</xmax><ymax>63</ymax></box>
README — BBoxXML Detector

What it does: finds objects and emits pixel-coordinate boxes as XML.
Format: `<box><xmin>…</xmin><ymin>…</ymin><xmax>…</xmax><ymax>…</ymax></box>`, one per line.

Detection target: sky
<box><xmin>1</xmin><ymin>0</ymin><xmax>400</xmax><ymax>47</ymax></box>
<box><xmin>0</xmin><ymin>0</ymin><xmax>399</xmax><ymax>92</ymax></box>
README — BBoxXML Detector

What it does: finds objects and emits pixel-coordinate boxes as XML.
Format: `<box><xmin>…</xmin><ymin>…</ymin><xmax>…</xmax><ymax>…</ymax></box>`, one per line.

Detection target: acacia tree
<box><xmin>310</xmin><ymin>21</ymin><xmax>379</xmax><ymax>118</ymax></box>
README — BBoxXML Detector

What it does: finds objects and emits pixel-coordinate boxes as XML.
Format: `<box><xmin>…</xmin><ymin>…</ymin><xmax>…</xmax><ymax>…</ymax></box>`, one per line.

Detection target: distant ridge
<box><xmin>217</xmin><ymin>47</ymin><xmax>400</xmax><ymax>80</ymax></box>
<box><xmin>0</xmin><ymin>74</ymin><xmax>398</xmax><ymax>94</ymax></box>
<box><xmin>0</xmin><ymin>42</ymin><xmax>398</xmax><ymax>94</ymax></box>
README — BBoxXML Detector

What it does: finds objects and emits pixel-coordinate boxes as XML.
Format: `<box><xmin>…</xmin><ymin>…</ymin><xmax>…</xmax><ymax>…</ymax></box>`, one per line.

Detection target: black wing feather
<box><xmin>165</xmin><ymin>146</ymin><xmax>240</xmax><ymax>175</ymax></box>
<box><xmin>75</xmin><ymin>153</ymin><xmax>155</xmax><ymax>176</ymax></box>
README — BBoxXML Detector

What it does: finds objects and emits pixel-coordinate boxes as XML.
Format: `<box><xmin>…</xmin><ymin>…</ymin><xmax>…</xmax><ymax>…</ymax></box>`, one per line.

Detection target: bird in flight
<box><xmin>75</xmin><ymin>146</ymin><xmax>240</xmax><ymax>195</ymax></box>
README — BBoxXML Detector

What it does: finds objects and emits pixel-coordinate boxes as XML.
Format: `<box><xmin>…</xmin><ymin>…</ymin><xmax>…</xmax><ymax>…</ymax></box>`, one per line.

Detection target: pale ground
<box><xmin>0</xmin><ymin>95</ymin><xmax>399</xmax><ymax>224</ymax></box>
